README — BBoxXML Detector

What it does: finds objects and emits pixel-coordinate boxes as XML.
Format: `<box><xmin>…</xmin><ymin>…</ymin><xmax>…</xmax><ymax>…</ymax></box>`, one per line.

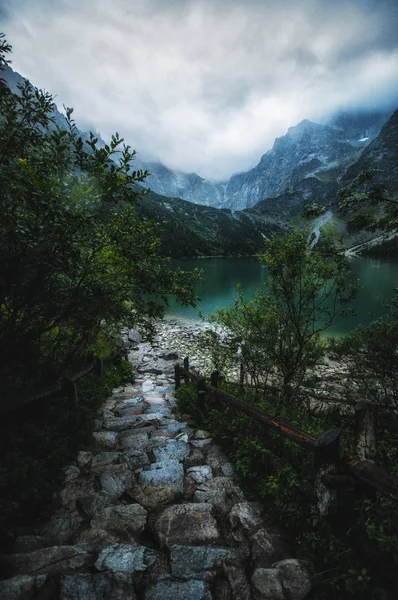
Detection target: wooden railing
<box><xmin>175</xmin><ymin>358</ymin><xmax>398</xmax><ymax>512</ymax></box>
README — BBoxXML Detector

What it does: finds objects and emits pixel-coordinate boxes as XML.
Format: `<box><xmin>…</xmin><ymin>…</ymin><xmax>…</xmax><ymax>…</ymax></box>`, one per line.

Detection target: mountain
<box><xmin>136</xmin><ymin>188</ymin><xmax>286</xmax><ymax>258</ymax></box>
<box><xmin>341</xmin><ymin>108</ymin><xmax>398</xmax><ymax>199</ymax></box>
<box><xmin>143</xmin><ymin>111</ymin><xmax>390</xmax><ymax>214</ymax></box>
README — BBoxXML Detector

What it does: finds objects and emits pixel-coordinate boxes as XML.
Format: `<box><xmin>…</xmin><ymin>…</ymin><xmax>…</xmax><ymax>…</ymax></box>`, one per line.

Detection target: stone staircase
<box><xmin>0</xmin><ymin>327</ymin><xmax>312</xmax><ymax>600</ymax></box>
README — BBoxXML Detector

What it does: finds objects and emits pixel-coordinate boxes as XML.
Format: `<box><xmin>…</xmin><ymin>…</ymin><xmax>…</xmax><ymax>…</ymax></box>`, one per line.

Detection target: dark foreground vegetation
<box><xmin>0</xmin><ymin>34</ymin><xmax>197</xmax><ymax>548</ymax></box>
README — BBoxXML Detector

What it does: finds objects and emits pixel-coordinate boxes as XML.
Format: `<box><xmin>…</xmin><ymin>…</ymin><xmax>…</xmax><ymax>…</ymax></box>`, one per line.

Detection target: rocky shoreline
<box><xmin>0</xmin><ymin>318</ymin><xmax>313</xmax><ymax>600</ymax></box>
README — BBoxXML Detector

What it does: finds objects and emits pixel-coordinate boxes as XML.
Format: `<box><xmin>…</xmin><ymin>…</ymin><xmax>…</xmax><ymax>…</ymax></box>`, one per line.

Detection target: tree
<box><xmin>209</xmin><ymin>230</ymin><xmax>357</xmax><ymax>405</ymax></box>
<box><xmin>0</xmin><ymin>35</ymin><xmax>199</xmax><ymax>402</ymax></box>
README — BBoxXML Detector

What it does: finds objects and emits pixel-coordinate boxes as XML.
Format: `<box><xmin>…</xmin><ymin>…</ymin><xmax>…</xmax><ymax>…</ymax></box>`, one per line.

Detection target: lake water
<box><xmin>166</xmin><ymin>256</ymin><xmax>398</xmax><ymax>336</ymax></box>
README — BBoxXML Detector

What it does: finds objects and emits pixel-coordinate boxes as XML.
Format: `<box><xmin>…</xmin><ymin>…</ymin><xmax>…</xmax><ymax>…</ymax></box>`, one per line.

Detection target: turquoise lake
<box><xmin>166</xmin><ymin>256</ymin><xmax>398</xmax><ymax>336</ymax></box>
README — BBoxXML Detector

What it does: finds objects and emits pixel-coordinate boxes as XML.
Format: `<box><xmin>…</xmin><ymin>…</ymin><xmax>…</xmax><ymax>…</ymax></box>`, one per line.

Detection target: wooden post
<box><xmin>314</xmin><ymin>428</ymin><xmax>341</xmax><ymax>516</ymax></box>
<box><xmin>183</xmin><ymin>357</ymin><xmax>190</xmax><ymax>384</ymax></box>
<box><xmin>174</xmin><ymin>363</ymin><xmax>181</xmax><ymax>390</ymax></box>
<box><xmin>64</xmin><ymin>378</ymin><xmax>78</xmax><ymax>408</ymax></box>
<box><xmin>355</xmin><ymin>401</ymin><xmax>377</xmax><ymax>462</ymax></box>
<box><xmin>210</xmin><ymin>371</ymin><xmax>219</xmax><ymax>388</ymax></box>
<box><xmin>197</xmin><ymin>377</ymin><xmax>207</xmax><ymax>413</ymax></box>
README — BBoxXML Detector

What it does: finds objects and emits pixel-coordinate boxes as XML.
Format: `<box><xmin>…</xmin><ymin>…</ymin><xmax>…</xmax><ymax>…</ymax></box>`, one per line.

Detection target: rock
<box><xmin>91</xmin><ymin>504</ymin><xmax>147</xmax><ymax>537</ymax></box>
<box><xmin>63</xmin><ymin>465</ymin><xmax>81</xmax><ymax>483</ymax></box>
<box><xmin>170</xmin><ymin>545</ymin><xmax>241</xmax><ymax>580</ymax></box>
<box><xmin>137</xmin><ymin>412</ymin><xmax>170</xmax><ymax>423</ymax></box>
<box><xmin>3</xmin><ymin>545</ymin><xmax>92</xmax><ymax>576</ymax></box>
<box><xmin>165</xmin><ymin>421</ymin><xmax>188</xmax><ymax>433</ymax></box>
<box><xmin>78</xmin><ymin>491</ymin><xmax>114</xmax><ymax>519</ymax></box>
<box><xmin>98</xmin><ymin>464</ymin><xmax>133</xmax><ymax>498</ymax></box>
<box><xmin>60</xmin><ymin>474</ymin><xmax>95</xmax><ymax>508</ymax></box>
<box><xmin>175</xmin><ymin>432</ymin><xmax>189</xmax><ymax>442</ymax></box>
<box><xmin>193</xmin><ymin>489</ymin><xmax>230</xmax><ymax>515</ymax></box>
<box><xmin>197</xmin><ymin>477</ymin><xmax>245</xmax><ymax>504</ymax></box>
<box><xmin>103</xmin><ymin>416</ymin><xmax>138</xmax><ymax>431</ymax></box>
<box><xmin>93</xmin><ymin>431</ymin><xmax>118</xmax><ymax>449</ymax></box>
<box><xmin>145</xmin><ymin>579</ymin><xmax>211</xmax><ymax>600</ymax></box>
<box><xmin>118</xmin><ymin>431</ymin><xmax>150</xmax><ymax>451</ymax></box>
<box><xmin>250</xmin><ymin>529</ymin><xmax>278</xmax><ymax>568</ymax></box>
<box><xmin>128</xmin><ymin>329</ymin><xmax>142</xmax><ymax>343</ymax></box>
<box><xmin>153</xmin><ymin>440</ymin><xmax>189</xmax><ymax>462</ymax></box>
<box><xmin>193</xmin><ymin>430</ymin><xmax>211</xmax><ymax>439</ymax></box>
<box><xmin>91</xmin><ymin>452</ymin><xmax>121</xmax><ymax>469</ymax></box>
<box><xmin>77</xmin><ymin>451</ymin><xmax>93</xmax><ymax>469</ymax></box>
<box><xmin>40</xmin><ymin>510</ymin><xmax>82</xmax><ymax>544</ymax></box>
<box><xmin>155</xmin><ymin>503</ymin><xmax>220</xmax><ymax>546</ymax></box>
<box><xmin>59</xmin><ymin>572</ymin><xmax>136</xmax><ymax>600</ymax></box>
<box><xmin>190</xmin><ymin>438</ymin><xmax>213</xmax><ymax>450</ymax></box>
<box><xmin>120</xmin><ymin>449</ymin><xmax>150</xmax><ymax>470</ymax></box>
<box><xmin>184</xmin><ymin>448</ymin><xmax>205</xmax><ymax>468</ymax></box>
<box><xmin>252</xmin><ymin>568</ymin><xmax>284</xmax><ymax>600</ymax></box>
<box><xmin>228</xmin><ymin>502</ymin><xmax>262</xmax><ymax>541</ymax></box>
<box><xmin>274</xmin><ymin>559</ymin><xmax>312</xmax><ymax>600</ymax></box>
<box><xmin>140</xmin><ymin>462</ymin><xmax>184</xmax><ymax>490</ymax></box>
<box><xmin>95</xmin><ymin>543</ymin><xmax>156</xmax><ymax>573</ymax></box>
<box><xmin>75</xmin><ymin>528</ymin><xmax>119</xmax><ymax>552</ymax></box>
<box><xmin>221</xmin><ymin>463</ymin><xmax>235</xmax><ymax>477</ymax></box>
<box><xmin>223</xmin><ymin>565</ymin><xmax>251</xmax><ymax>600</ymax></box>
<box><xmin>187</xmin><ymin>465</ymin><xmax>213</xmax><ymax>484</ymax></box>
<box><xmin>129</xmin><ymin>485</ymin><xmax>178</xmax><ymax>509</ymax></box>
<box><xmin>161</xmin><ymin>349</ymin><xmax>179</xmax><ymax>360</ymax></box>
<box><xmin>0</xmin><ymin>574</ymin><xmax>47</xmax><ymax>600</ymax></box>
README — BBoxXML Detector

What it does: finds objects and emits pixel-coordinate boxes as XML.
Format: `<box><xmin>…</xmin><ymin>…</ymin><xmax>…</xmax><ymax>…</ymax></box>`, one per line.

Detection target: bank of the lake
<box><xmin>167</xmin><ymin>255</ymin><xmax>398</xmax><ymax>336</ymax></box>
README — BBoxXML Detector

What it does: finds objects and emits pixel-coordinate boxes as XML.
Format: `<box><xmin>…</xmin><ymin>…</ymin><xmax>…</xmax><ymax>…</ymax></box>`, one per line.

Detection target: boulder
<box><xmin>95</xmin><ymin>543</ymin><xmax>156</xmax><ymax>573</ymax></box>
<box><xmin>170</xmin><ymin>545</ymin><xmax>241</xmax><ymax>580</ymax></box>
<box><xmin>153</xmin><ymin>440</ymin><xmax>189</xmax><ymax>462</ymax></box>
<box><xmin>252</xmin><ymin>568</ymin><xmax>284</xmax><ymax>600</ymax></box>
<box><xmin>128</xmin><ymin>329</ymin><xmax>142</xmax><ymax>344</ymax></box>
<box><xmin>155</xmin><ymin>503</ymin><xmax>220</xmax><ymax>546</ymax></box>
<box><xmin>93</xmin><ymin>431</ymin><xmax>118</xmax><ymax>449</ymax></box>
<box><xmin>91</xmin><ymin>504</ymin><xmax>147</xmax><ymax>537</ymax></box>
<box><xmin>274</xmin><ymin>559</ymin><xmax>312</xmax><ymax>600</ymax></box>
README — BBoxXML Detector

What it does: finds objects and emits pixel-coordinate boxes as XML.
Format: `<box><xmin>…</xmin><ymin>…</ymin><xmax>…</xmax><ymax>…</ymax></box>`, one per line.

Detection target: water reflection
<box><xmin>167</xmin><ymin>256</ymin><xmax>398</xmax><ymax>335</ymax></box>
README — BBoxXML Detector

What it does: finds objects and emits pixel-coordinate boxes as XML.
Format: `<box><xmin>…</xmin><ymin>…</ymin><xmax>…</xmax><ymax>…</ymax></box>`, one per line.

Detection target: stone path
<box><xmin>0</xmin><ymin>322</ymin><xmax>312</xmax><ymax>600</ymax></box>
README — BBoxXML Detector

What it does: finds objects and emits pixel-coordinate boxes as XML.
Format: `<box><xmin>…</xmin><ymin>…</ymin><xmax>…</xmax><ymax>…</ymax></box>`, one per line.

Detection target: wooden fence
<box><xmin>175</xmin><ymin>358</ymin><xmax>398</xmax><ymax>514</ymax></box>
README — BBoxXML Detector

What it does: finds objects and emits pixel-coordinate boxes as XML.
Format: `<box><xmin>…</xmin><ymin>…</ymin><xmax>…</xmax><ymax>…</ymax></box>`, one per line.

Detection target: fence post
<box><xmin>64</xmin><ymin>378</ymin><xmax>79</xmax><ymax>408</ymax></box>
<box><xmin>355</xmin><ymin>401</ymin><xmax>377</xmax><ymax>462</ymax></box>
<box><xmin>183</xmin><ymin>357</ymin><xmax>190</xmax><ymax>385</ymax></box>
<box><xmin>174</xmin><ymin>363</ymin><xmax>181</xmax><ymax>390</ymax></box>
<box><xmin>197</xmin><ymin>378</ymin><xmax>207</xmax><ymax>413</ymax></box>
<box><xmin>314</xmin><ymin>428</ymin><xmax>341</xmax><ymax>516</ymax></box>
<box><xmin>210</xmin><ymin>371</ymin><xmax>219</xmax><ymax>388</ymax></box>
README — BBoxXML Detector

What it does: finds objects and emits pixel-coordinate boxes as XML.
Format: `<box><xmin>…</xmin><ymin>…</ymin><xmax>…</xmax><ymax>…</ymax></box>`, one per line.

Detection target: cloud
<box><xmin>3</xmin><ymin>0</ymin><xmax>398</xmax><ymax>179</ymax></box>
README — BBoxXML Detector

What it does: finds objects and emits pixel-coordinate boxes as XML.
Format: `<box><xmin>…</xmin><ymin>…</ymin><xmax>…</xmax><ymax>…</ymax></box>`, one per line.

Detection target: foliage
<box><xmin>0</xmin><ymin>357</ymin><xmax>133</xmax><ymax>548</ymax></box>
<box><xmin>175</xmin><ymin>382</ymin><xmax>395</xmax><ymax>599</ymax></box>
<box><xmin>0</xmin><ymin>35</ymin><xmax>199</xmax><ymax>404</ymax></box>
<box><xmin>206</xmin><ymin>230</ymin><xmax>357</xmax><ymax>404</ymax></box>
<box><xmin>338</xmin><ymin>169</ymin><xmax>398</xmax><ymax>232</ymax></box>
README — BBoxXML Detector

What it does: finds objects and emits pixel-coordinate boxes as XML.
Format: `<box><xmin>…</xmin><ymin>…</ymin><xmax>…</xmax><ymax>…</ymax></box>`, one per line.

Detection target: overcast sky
<box><xmin>2</xmin><ymin>0</ymin><xmax>398</xmax><ymax>179</ymax></box>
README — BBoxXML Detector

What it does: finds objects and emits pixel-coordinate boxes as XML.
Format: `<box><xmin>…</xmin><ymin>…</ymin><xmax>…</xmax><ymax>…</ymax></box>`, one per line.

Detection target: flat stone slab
<box><xmin>187</xmin><ymin>465</ymin><xmax>213</xmax><ymax>484</ymax></box>
<box><xmin>120</xmin><ymin>449</ymin><xmax>150</xmax><ymax>470</ymax></box>
<box><xmin>139</xmin><ymin>463</ymin><xmax>184</xmax><ymax>491</ymax></box>
<box><xmin>91</xmin><ymin>452</ymin><xmax>121</xmax><ymax>469</ymax></box>
<box><xmin>97</xmin><ymin>464</ymin><xmax>133</xmax><ymax>498</ymax></box>
<box><xmin>145</xmin><ymin>579</ymin><xmax>211</xmax><ymax>600</ymax></box>
<box><xmin>170</xmin><ymin>545</ymin><xmax>241</xmax><ymax>579</ymax></box>
<box><xmin>95</xmin><ymin>543</ymin><xmax>156</xmax><ymax>574</ymax></box>
<box><xmin>91</xmin><ymin>504</ymin><xmax>147</xmax><ymax>537</ymax></box>
<box><xmin>155</xmin><ymin>503</ymin><xmax>220</xmax><ymax>546</ymax></box>
<box><xmin>103</xmin><ymin>416</ymin><xmax>138</xmax><ymax>431</ymax></box>
<box><xmin>153</xmin><ymin>441</ymin><xmax>189</xmax><ymax>462</ymax></box>
<box><xmin>59</xmin><ymin>572</ymin><xmax>136</xmax><ymax>600</ymax></box>
<box><xmin>93</xmin><ymin>431</ymin><xmax>118</xmax><ymax>449</ymax></box>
